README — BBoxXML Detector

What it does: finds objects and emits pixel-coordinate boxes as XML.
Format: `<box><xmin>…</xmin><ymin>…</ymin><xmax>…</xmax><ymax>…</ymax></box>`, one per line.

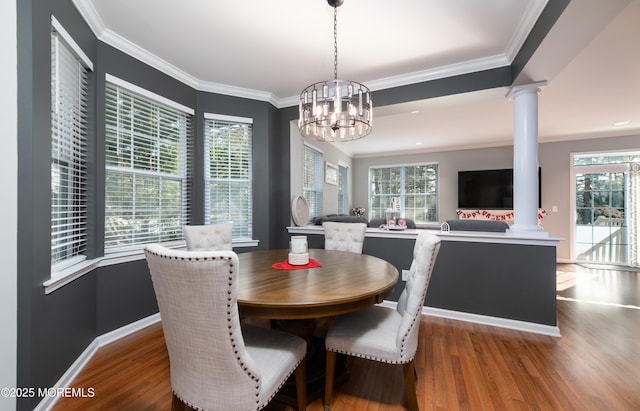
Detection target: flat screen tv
<box><xmin>457</xmin><ymin>168</ymin><xmax>541</xmax><ymax>209</ymax></box>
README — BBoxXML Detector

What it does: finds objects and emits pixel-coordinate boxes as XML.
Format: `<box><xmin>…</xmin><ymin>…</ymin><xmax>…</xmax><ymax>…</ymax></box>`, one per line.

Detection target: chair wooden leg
<box><xmin>171</xmin><ymin>392</ymin><xmax>196</xmax><ymax>411</ymax></box>
<box><xmin>403</xmin><ymin>360</ymin><xmax>419</xmax><ymax>411</ymax></box>
<box><xmin>295</xmin><ymin>358</ymin><xmax>307</xmax><ymax>411</ymax></box>
<box><xmin>171</xmin><ymin>393</ymin><xmax>181</xmax><ymax>411</ymax></box>
<box><xmin>324</xmin><ymin>350</ymin><xmax>337</xmax><ymax>410</ymax></box>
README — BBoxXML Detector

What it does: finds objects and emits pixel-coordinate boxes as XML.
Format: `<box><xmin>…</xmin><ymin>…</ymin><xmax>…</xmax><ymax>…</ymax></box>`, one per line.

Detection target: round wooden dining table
<box><xmin>236</xmin><ymin>248</ymin><xmax>398</xmax><ymax>405</ymax></box>
<box><xmin>236</xmin><ymin>248</ymin><xmax>399</xmax><ymax>320</ymax></box>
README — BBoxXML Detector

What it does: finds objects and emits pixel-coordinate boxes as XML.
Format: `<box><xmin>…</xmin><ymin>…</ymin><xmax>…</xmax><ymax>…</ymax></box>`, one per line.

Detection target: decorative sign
<box><xmin>456</xmin><ymin>209</ymin><xmax>548</xmax><ymax>221</ymax></box>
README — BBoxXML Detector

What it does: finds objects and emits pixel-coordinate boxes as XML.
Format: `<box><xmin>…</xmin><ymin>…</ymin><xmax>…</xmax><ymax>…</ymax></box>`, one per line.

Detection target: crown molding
<box><xmin>72</xmin><ymin>0</ymin><xmax>105</xmax><ymax>36</ymax></box>
<box><xmin>74</xmin><ymin>0</ymin><xmax>281</xmax><ymax>105</ymax></box>
<box><xmin>197</xmin><ymin>80</ymin><xmax>279</xmax><ymax>106</ymax></box>
<box><xmin>92</xmin><ymin>27</ymin><xmax>513</xmax><ymax>110</ymax></box>
<box><xmin>504</xmin><ymin>0</ymin><xmax>549</xmax><ymax>61</ymax></box>
<box><xmin>72</xmin><ymin>0</ymin><xmax>548</xmax><ymax>110</ymax></box>
<box><xmin>366</xmin><ymin>54</ymin><xmax>510</xmax><ymax>92</ymax></box>
<box><xmin>276</xmin><ymin>55</ymin><xmax>511</xmax><ymax>109</ymax></box>
<box><xmin>103</xmin><ymin>27</ymin><xmax>281</xmax><ymax>105</ymax></box>
<box><xmin>100</xmin><ymin>29</ymin><xmax>203</xmax><ymax>89</ymax></box>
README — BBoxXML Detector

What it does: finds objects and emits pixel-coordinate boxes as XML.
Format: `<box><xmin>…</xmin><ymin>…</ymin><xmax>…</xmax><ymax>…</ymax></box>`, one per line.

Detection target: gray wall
<box><xmin>352</xmin><ymin>134</ymin><xmax>640</xmax><ymax>261</ymax></box>
<box><xmin>17</xmin><ymin>1</ymin><xmax>98</xmax><ymax>409</ymax></box>
<box><xmin>14</xmin><ymin>0</ymin><xmax>570</xmax><ymax>409</ymax></box>
<box><xmin>353</xmin><ymin>145</ymin><xmax>515</xmax><ymax>223</ymax></box>
<box><xmin>290</xmin><ymin>122</ymin><xmax>355</xmax><ymax>218</ymax></box>
<box><xmin>304</xmin><ymin>232</ymin><xmax>558</xmax><ymax>326</ymax></box>
<box><xmin>195</xmin><ymin>90</ymin><xmax>276</xmax><ymax>250</ymax></box>
<box><xmin>16</xmin><ymin>0</ymin><xmax>278</xmax><ymax>408</ymax></box>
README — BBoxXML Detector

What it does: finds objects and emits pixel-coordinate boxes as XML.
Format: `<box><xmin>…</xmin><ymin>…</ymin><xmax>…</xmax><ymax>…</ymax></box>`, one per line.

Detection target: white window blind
<box><xmin>369</xmin><ymin>164</ymin><xmax>439</xmax><ymax>223</ymax></box>
<box><xmin>51</xmin><ymin>24</ymin><xmax>91</xmax><ymax>267</ymax></box>
<box><xmin>338</xmin><ymin>164</ymin><xmax>348</xmax><ymax>214</ymax></box>
<box><xmin>303</xmin><ymin>145</ymin><xmax>324</xmax><ymax>222</ymax></box>
<box><xmin>204</xmin><ymin>114</ymin><xmax>253</xmax><ymax>240</ymax></box>
<box><xmin>104</xmin><ymin>81</ymin><xmax>191</xmax><ymax>251</ymax></box>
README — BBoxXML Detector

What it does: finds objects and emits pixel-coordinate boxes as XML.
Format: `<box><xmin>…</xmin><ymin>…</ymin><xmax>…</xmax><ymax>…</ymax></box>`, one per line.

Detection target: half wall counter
<box><xmin>287</xmin><ymin>226</ymin><xmax>562</xmax><ymax>336</ymax></box>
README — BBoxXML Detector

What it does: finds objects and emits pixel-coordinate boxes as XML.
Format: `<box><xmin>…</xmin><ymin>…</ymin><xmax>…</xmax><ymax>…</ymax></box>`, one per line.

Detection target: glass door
<box><xmin>574</xmin><ymin>170</ymin><xmax>628</xmax><ymax>265</ymax></box>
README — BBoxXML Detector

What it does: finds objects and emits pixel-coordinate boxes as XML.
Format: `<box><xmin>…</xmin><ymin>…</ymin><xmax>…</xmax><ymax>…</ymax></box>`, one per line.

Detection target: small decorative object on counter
<box><xmin>440</xmin><ymin>222</ymin><xmax>450</xmax><ymax>232</ymax></box>
<box><xmin>288</xmin><ymin>236</ymin><xmax>309</xmax><ymax>265</ymax></box>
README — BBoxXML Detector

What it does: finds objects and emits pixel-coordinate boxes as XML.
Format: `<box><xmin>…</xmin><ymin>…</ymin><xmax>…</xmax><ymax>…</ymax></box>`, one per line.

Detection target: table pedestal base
<box><xmin>276</xmin><ymin>336</ymin><xmax>349</xmax><ymax>406</ymax></box>
<box><xmin>271</xmin><ymin>319</ymin><xmax>349</xmax><ymax>406</ymax></box>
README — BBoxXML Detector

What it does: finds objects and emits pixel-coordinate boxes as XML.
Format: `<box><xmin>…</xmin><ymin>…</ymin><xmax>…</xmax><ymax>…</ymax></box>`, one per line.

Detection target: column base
<box><xmin>507</xmin><ymin>225</ymin><xmax>549</xmax><ymax>238</ymax></box>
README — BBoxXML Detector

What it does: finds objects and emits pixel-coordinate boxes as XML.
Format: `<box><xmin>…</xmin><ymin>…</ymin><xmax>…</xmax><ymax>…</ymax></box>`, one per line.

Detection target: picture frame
<box><xmin>325</xmin><ymin>162</ymin><xmax>338</xmax><ymax>185</ymax></box>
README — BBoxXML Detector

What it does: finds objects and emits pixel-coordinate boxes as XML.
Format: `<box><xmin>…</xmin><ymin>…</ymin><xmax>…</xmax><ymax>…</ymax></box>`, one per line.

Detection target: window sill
<box><xmin>43</xmin><ymin>239</ymin><xmax>260</xmax><ymax>294</ymax></box>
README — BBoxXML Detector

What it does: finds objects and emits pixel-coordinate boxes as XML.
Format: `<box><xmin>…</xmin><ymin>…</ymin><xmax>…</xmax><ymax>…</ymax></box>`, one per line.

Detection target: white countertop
<box><xmin>287</xmin><ymin>225</ymin><xmax>562</xmax><ymax>247</ymax></box>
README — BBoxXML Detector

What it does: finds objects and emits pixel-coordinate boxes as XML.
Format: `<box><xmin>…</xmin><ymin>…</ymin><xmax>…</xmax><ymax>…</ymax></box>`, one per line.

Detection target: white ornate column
<box><xmin>506</xmin><ymin>81</ymin><xmax>548</xmax><ymax>237</ymax></box>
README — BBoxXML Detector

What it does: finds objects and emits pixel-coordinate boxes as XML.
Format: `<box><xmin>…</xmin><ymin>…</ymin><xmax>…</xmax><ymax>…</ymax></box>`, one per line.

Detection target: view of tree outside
<box><xmin>205</xmin><ymin>119</ymin><xmax>252</xmax><ymax>239</ymax></box>
<box><xmin>104</xmin><ymin>84</ymin><xmax>189</xmax><ymax>249</ymax></box>
<box><xmin>338</xmin><ymin>164</ymin><xmax>348</xmax><ymax>214</ymax></box>
<box><xmin>576</xmin><ymin>172</ymin><xmax>625</xmax><ymax>225</ymax></box>
<box><xmin>50</xmin><ymin>28</ymin><xmax>89</xmax><ymax>265</ymax></box>
<box><xmin>573</xmin><ymin>152</ymin><xmax>638</xmax><ymax>264</ymax></box>
<box><xmin>303</xmin><ymin>145</ymin><xmax>323</xmax><ymax>223</ymax></box>
<box><xmin>369</xmin><ymin>164</ymin><xmax>438</xmax><ymax>223</ymax></box>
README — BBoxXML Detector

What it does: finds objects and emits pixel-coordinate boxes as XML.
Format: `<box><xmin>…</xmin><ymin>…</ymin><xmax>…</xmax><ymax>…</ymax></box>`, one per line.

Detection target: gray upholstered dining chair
<box><xmin>322</xmin><ymin>221</ymin><xmax>367</xmax><ymax>254</ymax></box>
<box><xmin>144</xmin><ymin>244</ymin><xmax>307</xmax><ymax>411</ymax></box>
<box><xmin>323</xmin><ymin>231</ymin><xmax>441</xmax><ymax>411</ymax></box>
<box><xmin>183</xmin><ymin>223</ymin><xmax>232</xmax><ymax>251</ymax></box>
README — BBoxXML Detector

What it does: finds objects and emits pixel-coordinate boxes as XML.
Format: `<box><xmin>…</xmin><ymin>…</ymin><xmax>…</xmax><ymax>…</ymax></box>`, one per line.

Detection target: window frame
<box><xmin>104</xmin><ymin>74</ymin><xmax>193</xmax><ymax>253</ymax></box>
<box><xmin>50</xmin><ymin>16</ymin><xmax>93</xmax><ymax>272</ymax></box>
<box><xmin>203</xmin><ymin>113</ymin><xmax>255</xmax><ymax>243</ymax></box>
<box><xmin>368</xmin><ymin>162</ymin><xmax>439</xmax><ymax>224</ymax></box>
<box><xmin>303</xmin><ymin>143</ymin><xmax>324</xmax><ymax>223</ymax></box>
<box><xmin>338</xmin><ymin>162</ymin><xmax>349</xmax><ymax>214</ymax></box>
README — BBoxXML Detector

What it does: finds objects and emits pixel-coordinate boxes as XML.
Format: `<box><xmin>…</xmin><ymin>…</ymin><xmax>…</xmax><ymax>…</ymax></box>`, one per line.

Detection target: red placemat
<box><xmin>272</xmin><ymin>258</ymin><xmax>322</xmax><ymax>270</ymax></box>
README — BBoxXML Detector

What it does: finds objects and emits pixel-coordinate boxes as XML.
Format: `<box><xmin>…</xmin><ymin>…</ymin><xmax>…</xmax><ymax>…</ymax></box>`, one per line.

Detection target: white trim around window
<box><xmin>204</xmin><ymin>112</ymin><xmax>253</xmax><ymax>124</ymax></box>
<box><xmin>203</xmin><ymin>113</ymin><xmax>256</xmax><ymax>242</ymax></box>
<box><xmin>105</xmin><ymin>73</ymin><xmax>194</xmax><ymax>115</ymax></box>
<box><xmin>50</xmin><ymin>17</ymin><xmax>92</xmax><ymax>273</ymax></box>
<box><xmin>104</xmin><ymin>77</ymin><xmax>193</xmax><ymax>252</ymax></box>
<box><xmin>368</xmin><ymin>162</ymin><xmax>440</xmax><ymax>223</ymax></box>
<box><xmin>51</xmin><ymin>15</ymin><xmax>93</xmax><ymax>71</ymax></box>
<box><xmin>303</xmin><ymin>143</ymin><xmax>324</xmax><ymax>222</ymax></box>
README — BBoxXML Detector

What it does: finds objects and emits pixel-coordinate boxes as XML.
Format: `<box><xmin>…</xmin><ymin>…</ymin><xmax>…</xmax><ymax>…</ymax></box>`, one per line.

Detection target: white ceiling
<box><xmin>75</xmin><ymin>0</ymin><xmax>640</xmax><ymax>158</ymax></box>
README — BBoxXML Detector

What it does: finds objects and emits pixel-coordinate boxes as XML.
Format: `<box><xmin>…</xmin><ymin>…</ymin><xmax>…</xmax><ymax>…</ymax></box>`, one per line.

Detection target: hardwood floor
<box><xmin>53</xmin><ymin>264</ymin><xmax>640</xmax><ymax>410</ymax></box>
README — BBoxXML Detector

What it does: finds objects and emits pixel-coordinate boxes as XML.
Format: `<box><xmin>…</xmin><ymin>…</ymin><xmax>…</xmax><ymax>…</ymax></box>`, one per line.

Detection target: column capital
<box><xmin>506</xmin><ymin>81</ymin><xmax>548</xmax><ymax>100</ymax></box>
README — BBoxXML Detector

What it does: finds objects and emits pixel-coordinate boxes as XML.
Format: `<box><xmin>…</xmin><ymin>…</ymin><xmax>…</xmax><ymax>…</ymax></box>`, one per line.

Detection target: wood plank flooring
<box><xmin>53</xmin><ymin>264</ymin><xmax>640</xmax><ymax>410</ymax></box>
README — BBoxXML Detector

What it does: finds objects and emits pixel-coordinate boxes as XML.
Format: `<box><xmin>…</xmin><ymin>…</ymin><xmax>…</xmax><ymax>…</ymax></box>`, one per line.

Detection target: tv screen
<box><xmin>457</xmin><ymin>168</ymin><xmax>541</xmax><ymax>209</ymax></box>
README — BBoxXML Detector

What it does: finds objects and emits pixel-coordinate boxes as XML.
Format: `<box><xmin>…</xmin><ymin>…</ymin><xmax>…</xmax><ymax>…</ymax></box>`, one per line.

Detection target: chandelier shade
<box><xmin>299</xmin><ymin>80</ymin><xmax>372</xmax><ymax>141</ymax></box>
<box><xmin>298</xmin><ymin>0</ymin><xmax>373</xmax><ymax>142</ymax></box>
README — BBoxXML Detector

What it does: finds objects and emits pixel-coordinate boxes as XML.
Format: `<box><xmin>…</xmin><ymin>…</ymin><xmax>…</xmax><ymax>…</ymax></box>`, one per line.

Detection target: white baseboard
<box><xmin>96</xmin><ymin>312</ymin><xmax>161</xmax><ymax>347</ymax></box>
<box><xmin>32</xmin><ymin>340</ymin><xmax>100</xmax><ymax>411</ymax></box>
<box><xmin>34</xmin><ymin>300</ymin><xmax>562</xmax><ymax>411</ymax></box>
<box><xmin>34</xmin><ymin>313</ymin><xmax>161</xmax><ymax>411</ymax></box>
<box><xmin>379</xmin><ymin>300</ymin><xmax>561</xmax><ymax>337</ymax></box>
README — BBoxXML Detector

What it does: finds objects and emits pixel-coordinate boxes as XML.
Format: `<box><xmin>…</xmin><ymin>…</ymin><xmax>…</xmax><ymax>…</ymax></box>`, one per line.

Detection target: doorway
<box><xmin>572</xmin><ymin>151</ymin><xmax>640</xmax><ymax>266</ymax></box>
<box><xmin>574</xmin><ymin>168</ymin><xmax>628</xmax><ymax>265</ymax></box>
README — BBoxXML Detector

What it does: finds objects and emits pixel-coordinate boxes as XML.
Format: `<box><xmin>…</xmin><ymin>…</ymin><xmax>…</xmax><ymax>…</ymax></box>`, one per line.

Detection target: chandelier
<box><xmin>298</xmin><ymin>0</ymin><xmax>372</xmax><ymax>141</ymax></box>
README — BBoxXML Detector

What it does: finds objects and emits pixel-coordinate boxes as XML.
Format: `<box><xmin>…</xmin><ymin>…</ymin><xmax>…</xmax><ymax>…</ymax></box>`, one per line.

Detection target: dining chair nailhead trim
<box><xmin>326</xmin><ymin>348</ymin><xmax>412</xmax><ymax>365</ymax></box>
<box><xmin>147</xmin><ymin>247</ymin><xmax>306</xmax><ymax>411</ymax></box>
<box><xmin>328</xmin><ymin>237</ymin><xmax>440</xmax><ymax>365</ymax></box>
